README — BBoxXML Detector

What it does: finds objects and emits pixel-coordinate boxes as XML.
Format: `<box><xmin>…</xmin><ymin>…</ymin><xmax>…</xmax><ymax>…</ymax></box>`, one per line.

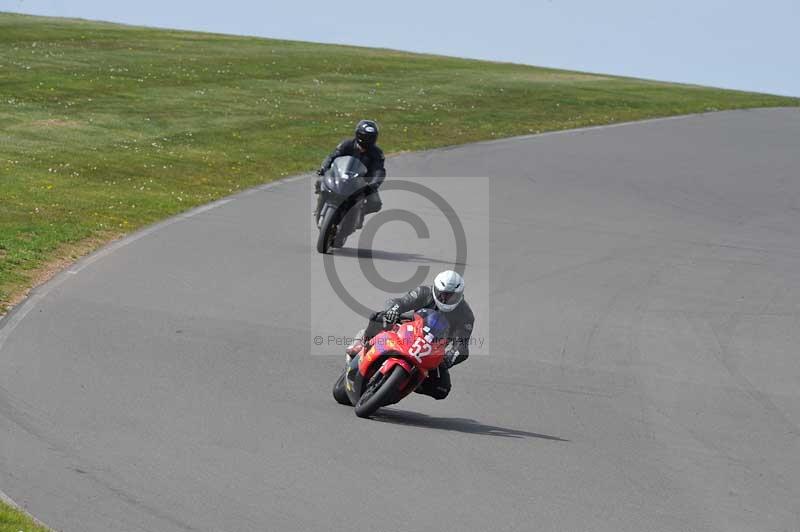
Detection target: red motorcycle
<box><xmin>332</xmin><ymin>308</ymin><xmax>450</xmax><ymax>418</ymax></box>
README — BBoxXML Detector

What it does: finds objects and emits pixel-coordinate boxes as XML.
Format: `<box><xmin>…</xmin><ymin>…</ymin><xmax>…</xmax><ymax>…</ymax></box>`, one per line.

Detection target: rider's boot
<box><xmin>345</xmin><ymin>329</ymin><xmax>365</xmax><ymax>365</ymax></box>
<box><xmin>312</xmin><ymin>179</ymin><xmax>323</xmax><ymax>218</ymax></box>
<box><xmin>313</xmin><ymin>192</ymin><xmax>323</xmax><ymax>218</ymax></box>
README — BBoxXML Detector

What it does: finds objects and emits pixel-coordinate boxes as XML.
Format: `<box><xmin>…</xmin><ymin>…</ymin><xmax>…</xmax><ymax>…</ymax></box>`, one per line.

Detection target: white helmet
<box><xmin>432</xmin><ymin>270</ymin><xmax>464</xmax><ymax>312</ymax></box>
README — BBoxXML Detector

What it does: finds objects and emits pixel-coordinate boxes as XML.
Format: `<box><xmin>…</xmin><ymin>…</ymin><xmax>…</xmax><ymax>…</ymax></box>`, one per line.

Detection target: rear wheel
<box><xmin>354</xmin><ymin>365</ymin><xmax>409</xmax><ymax>418</ymax></box>
<box><xmin>316</xmin><ymin>208</ymin><xmax>337</xmax><ymax>254</ymax></box>
<box><xmin>332</xmin><ymin>371</ymin><xmax>351</xmax><ymax>406</ymax></box>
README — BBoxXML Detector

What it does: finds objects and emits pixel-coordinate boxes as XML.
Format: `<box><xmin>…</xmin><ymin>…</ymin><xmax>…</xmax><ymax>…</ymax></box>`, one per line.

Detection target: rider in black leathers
<box><xmin>348</xmin><ymin>271</ymin><xmax>475</xmax><ymax>400</ymax></box>
<box><xmin>314</xmin><ymin>119</ymin><xmax>386</xmax><ymax>221</ymax></box>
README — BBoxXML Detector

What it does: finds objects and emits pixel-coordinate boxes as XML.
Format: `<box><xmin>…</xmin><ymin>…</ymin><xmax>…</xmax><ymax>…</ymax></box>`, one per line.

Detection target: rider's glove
<box><xmin>444</xmin><ymin>349</ymin><xmax>460</xmax><ymax>369</ymax></box>
<box><xmin>316</xmin><ymin>167</ymin><xmax>326</xmax><ymax>176</ymax></box>
<box><xmin>383</xmin><ymin>304</ymin><xmax>401</xmax><ymax>326</ymax></box>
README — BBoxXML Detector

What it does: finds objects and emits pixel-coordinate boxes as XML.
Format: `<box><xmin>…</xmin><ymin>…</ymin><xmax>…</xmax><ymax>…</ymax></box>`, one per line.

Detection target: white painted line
<box><xmin>419</xmin><ymin>109</ymin><xmax>777</xmax><ymax>154</ymax></box>
<box><xmin>180</xmin><ymin>198</ymin><xmax>233</xmax><ymax>218</ymax></box>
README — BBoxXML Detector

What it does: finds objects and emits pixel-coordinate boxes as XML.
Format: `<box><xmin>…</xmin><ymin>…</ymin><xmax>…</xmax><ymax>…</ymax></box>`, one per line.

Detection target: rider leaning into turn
<box><xmin>314</xmin><ymin>119</ymin><xmax>386</xmax><ymax>221</ymax></box>
<box><xmin>346</xmin><ymin>270</ymin><xmax>475</xmax><ymax>400</ymax></box>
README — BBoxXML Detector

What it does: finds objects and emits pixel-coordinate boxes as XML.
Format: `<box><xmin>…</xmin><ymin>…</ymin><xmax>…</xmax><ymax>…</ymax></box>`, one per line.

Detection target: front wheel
<box><xmin>316</xmin><ymin>208</ymin><xmax>337</xmax><ymax>254</ymax></box>
<box><xmin>354</xmin><ymin>365</ymin><xmax>409</xmax><ymax>418</ymax></box>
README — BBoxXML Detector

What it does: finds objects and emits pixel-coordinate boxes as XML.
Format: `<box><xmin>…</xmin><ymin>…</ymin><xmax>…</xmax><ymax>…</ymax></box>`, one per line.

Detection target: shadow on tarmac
<box><xmin>374</xmin><ymin>409</ymin><xmax>569</xmax><ymax>441</ymax></box>
<box><xmin>334</xmin><ymin>247</ymin><xmax>461</xmax><ymax>266</ymax></box>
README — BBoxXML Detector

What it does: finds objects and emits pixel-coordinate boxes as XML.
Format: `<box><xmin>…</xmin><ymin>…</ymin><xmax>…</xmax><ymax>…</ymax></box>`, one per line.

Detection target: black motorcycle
<box><xmin>316</xmin><ymin>156</ymin><xmax>372</xmax><ymax>254</ymax></box>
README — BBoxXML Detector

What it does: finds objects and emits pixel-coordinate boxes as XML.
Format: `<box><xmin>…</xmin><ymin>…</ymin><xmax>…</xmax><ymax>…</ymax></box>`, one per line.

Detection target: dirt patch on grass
<box><xmin>1</xmin><ymin>231</ymin><xmax>122</xmax><ymax>316</ymax></box>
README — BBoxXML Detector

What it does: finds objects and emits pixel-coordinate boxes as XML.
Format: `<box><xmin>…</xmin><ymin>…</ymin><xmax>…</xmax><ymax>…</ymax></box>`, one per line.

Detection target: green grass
<box><xmin>1</xmin><ymin>12</ymin><xmax>798</xmax><ymax>311</ymax></box>
<box><xmin>0</xmin><ymin>500</ymin><xmax>50</xmax><ymax>532</ymax></box>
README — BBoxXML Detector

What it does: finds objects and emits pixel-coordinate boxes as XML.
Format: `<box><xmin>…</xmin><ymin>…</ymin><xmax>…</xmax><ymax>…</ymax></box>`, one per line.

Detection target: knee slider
<box><xmin>431</xmin><ymin>385</ymin><xmax>450</xmax><ymax>400</ymax></box>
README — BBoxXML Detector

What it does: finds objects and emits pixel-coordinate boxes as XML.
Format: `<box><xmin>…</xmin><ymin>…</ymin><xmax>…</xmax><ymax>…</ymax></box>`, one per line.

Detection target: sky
<box><xmin>2</xmin><ymin>0</ymin><xmax>799</xmax><ymax>97</ymax></box>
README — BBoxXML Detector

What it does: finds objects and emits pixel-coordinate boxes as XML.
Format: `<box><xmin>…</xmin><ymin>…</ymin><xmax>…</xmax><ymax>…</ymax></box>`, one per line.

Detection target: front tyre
<box><xmin>316</xmin><ymin>208</ymin><xmax>337</xmax><ymax>254</ymax></box>
<box><xmin>354</xmin><ymin>365</ymin><xmax>408</xmax><ymax>418</ymax></box>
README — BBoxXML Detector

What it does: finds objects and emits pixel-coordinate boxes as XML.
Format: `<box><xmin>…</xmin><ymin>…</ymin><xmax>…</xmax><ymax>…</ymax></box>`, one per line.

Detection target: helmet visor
<box><xmin>356</xmin><ymin>135</ymin><xmax>376</xmax><ymax>149</ymax></box>
<box><xmin>434</xmin><ymin>286</ymin><xmax>462</xmax><ymax>306</ymax></box>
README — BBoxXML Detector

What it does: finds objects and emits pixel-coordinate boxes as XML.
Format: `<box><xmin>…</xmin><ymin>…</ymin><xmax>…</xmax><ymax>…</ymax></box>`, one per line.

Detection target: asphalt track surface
<box><xmin>2</xmin><ymin>108</ymin><xmax>800</xmax><ymax>532</ymax></box>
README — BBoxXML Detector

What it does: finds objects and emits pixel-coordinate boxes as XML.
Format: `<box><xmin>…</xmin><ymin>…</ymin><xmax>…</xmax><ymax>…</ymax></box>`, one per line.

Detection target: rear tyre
<box><xmin>316</xmin><ymin>208</ymin><xmax>337</xmax><ymax>254</ymax></box>
<box><xmin>332</xmin><ymin>371</ymin><xmax>352</xmax><ymax>406</ymax></box>
<box><xmin>354</xmin><ymin>365</ymin><xmax>408</xmax><ymax>418</ymax></box>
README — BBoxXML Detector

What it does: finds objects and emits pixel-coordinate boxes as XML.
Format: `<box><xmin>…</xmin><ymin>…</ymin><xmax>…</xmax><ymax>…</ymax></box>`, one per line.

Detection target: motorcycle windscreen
<box><xmin>329</xmin><ymin>155</ymin><xmax>368</xmax><ymax>178</ymax></box>
<box><xmin>325</xmin><ymin>156</ymin><xmax>369</xmax><ymax>197</ymax></box>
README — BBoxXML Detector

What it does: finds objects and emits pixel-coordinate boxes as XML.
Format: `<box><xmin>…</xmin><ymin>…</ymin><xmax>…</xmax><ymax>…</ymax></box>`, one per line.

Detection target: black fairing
<box><xmin>318</xmin><ymin>156</ymin><xmax>370</xmax><ymax>246</ymax></box>
<box><xmin>321</xmin><ymin>156</ymin><xmax>369</xmax><ymax>201</ymax></box>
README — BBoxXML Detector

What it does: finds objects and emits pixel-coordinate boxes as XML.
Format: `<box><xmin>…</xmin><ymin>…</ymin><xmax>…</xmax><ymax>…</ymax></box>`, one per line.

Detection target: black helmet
<box><xmin>355</xmin><ymin>119</ymin><xmax>379</xmax><ymax>149</ymax></box>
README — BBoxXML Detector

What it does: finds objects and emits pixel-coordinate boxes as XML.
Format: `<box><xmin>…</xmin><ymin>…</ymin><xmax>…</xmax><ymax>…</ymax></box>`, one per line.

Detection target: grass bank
<box><xmin>1</xmin><ymin>11</ymin><xmax>798</xmax><ymax>312</ymax></box>
<box><xmin>0</xmin><ymin>496</ymin><xmax>50</xmax><ymax>532</ymax></box>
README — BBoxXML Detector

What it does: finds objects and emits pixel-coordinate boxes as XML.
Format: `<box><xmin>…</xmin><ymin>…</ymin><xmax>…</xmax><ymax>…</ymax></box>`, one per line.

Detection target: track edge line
<box><xmin>0</xmin><ymin>488</ymin><xmax>54</xmax><ymax>531</ymax></box>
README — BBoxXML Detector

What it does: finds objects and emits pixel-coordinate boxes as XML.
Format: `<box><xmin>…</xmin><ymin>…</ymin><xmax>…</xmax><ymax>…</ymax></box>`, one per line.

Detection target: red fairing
<box><xmin>380</xmin><ymin>357</ymin><xmax>413</xmax><ymax>375</ymax></box>
<box><xmin>338</xmin><ymin>310</ymin><xmax>450</xmax><ymax>415</ymax></box>
<box><xmin>367</xmin><ymin>313</ymin><xmax>447</xmax><ymax>375</ymax></box>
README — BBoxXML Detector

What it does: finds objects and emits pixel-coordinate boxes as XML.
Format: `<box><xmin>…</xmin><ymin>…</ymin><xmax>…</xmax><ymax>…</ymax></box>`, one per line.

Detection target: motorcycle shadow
<box><xmin>373</xmin><ymin>409</ymin><xmax>569</xmax><ymax>441</ymax></box>
<box><xmin>333</xmin><ymin>247</ymin><xmax>461</xmax><ymax>266</ymax></box>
